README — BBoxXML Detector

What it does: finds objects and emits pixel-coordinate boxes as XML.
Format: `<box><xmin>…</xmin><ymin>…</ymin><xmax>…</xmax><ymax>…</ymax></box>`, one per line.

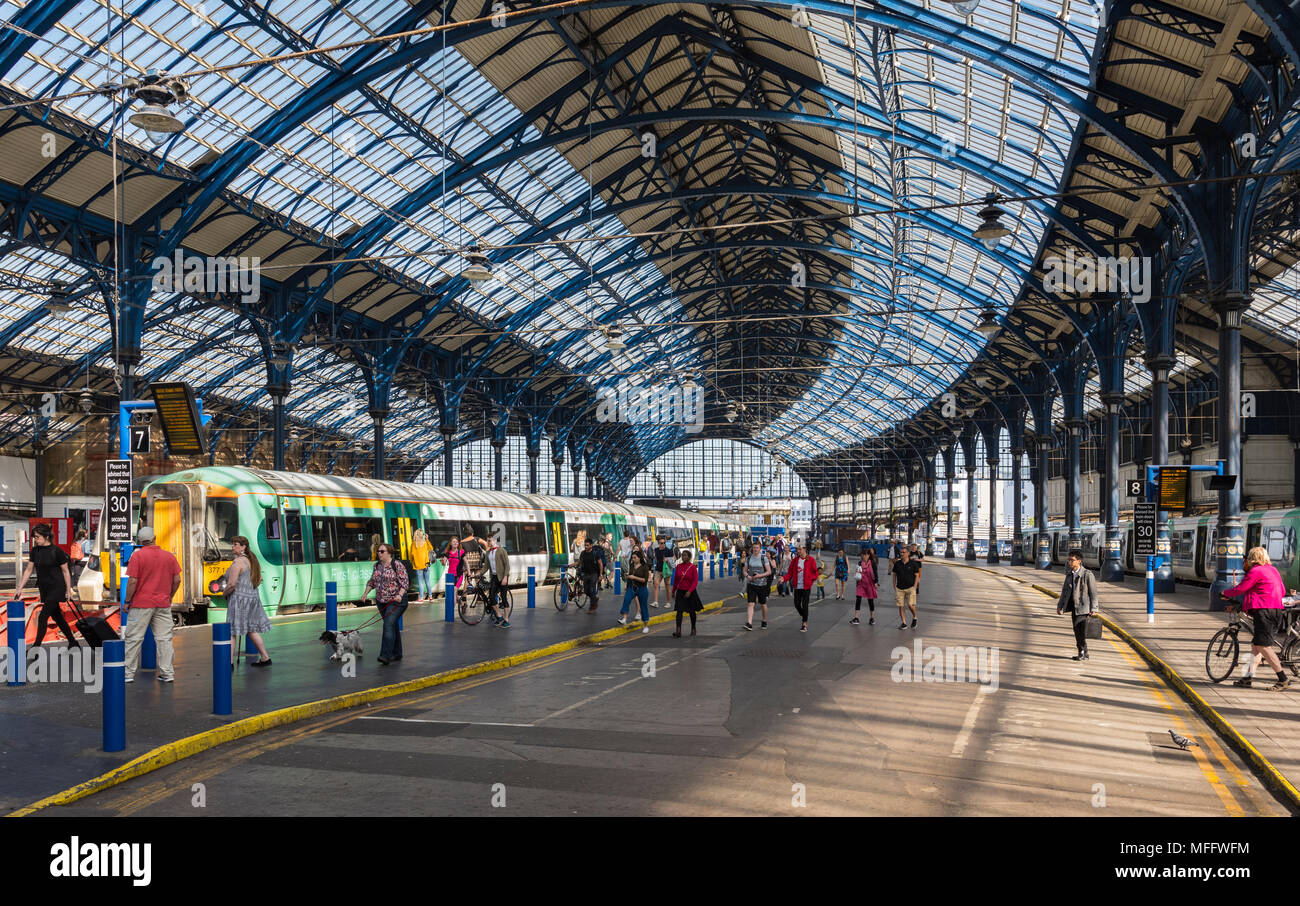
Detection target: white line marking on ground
<box><xmin>358</xmin><ymin>717</ymin><xmax>536</xmax><ymax>728</ymax></box>
<box><xmin>951</xmin><ymin>687</ymin><xmax>993</xmax><ymax>758</ymax></box>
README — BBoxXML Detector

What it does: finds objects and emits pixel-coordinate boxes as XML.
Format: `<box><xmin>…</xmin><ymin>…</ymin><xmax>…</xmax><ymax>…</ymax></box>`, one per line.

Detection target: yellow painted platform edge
<box><xmin>7</xmin><ymin>596</ymin><xmax>734</xmax><ymax>816</ymax></box>
<box><xmin>951</xmin><ymin>561</ymin><xmax>1300</xmax><ymax>814</ymax></box>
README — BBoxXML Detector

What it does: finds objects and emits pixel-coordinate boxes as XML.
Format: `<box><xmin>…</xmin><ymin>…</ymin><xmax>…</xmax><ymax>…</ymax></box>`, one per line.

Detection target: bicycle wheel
<box><xmin>553</xmin><ymin>578</ymin><xmax>569</xmax><ymax>612</ymax></box>
<box><xmin>459</xmin><ymin>587</ymin><xmax>486</xmax><ymax>625</ymax></box>
<box><xmin>1205</xmin><ymin>627</ymin><xmax>1239</xmax><ymax>683</ymax></box>
<box><xmin>1283</xmin><ymin>637</ymin><xmax>1300</xmax><ymax>677</ymax></box>
<box><xmin>572</xmin><ymin>578</ymin><xmax>589</xmax><ymax>611</ymax></box>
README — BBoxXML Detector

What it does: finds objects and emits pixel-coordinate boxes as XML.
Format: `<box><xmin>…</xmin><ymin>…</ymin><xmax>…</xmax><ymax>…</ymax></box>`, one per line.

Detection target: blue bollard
<box><xmin>560</xmin><ymin>573</ymin><xmax>568</xmax><ymax>605</ymax></box>
<box><xmin>728</xmin><ymin>553</ymin><xmax>734</xmax><ymax>577</ymax></box>
<box><xmin>1146</xmin><ymin>555</ymin><xmax>1156</xmax><ymax>624</ymax></box>
<box><xmin>245</xmin><ymin>633</ymin><xmax>258</xmax><ymax>655</ymax></box>
<box><xmin>614</xmin><ymin>563</ymin><xmax>621</xmax><ymax>595</ymax></box>
<box><xmin>528</xmin><ymin>566</ymin><xmax>536</xmax><ymax>609</ymax></box>
<box><xmin>445</xmin><ymin>576</ymin><xmax>455</xmax><ymax>622</ymax></box>
<box><xmin>212</xmin><ymin>622</ymin><xmax>232</xmax><ymax>716</ymax></box>
<box><xmin>6</xmin><ymin>600</ymin><xmax>24</xmax><ymax>687</ymax></box>
<box><xmin>326</xmin><ymin>580</ymin><xmax>338</xmax><ymax>632</ymax></box>
<box><xmin>102</xmin><ymin>638</ymin><xmax>125</xmax><ymax>752</ymax></box>
<box><xmin>142</xmin><ymin>624</ymin><xmax>156</xmax><ymax>671</ymax></box>
<box><xmin>709</xmin><ymin>555</ymin><xmax>715</xmax><ymax>580</ymax></box>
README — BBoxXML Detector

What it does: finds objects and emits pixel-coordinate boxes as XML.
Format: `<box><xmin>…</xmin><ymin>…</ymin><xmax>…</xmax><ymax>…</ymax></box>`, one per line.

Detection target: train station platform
<box><xmin>0</xmin><ymin>570</ymin><xmax>747</xmax><ymax>815</ymax></box>
<box><xmin>22</xmin><ymin>562</ymin><xmax>1290</xmax><ymax>818</ymax></box>
<box><xmin>942</xmin><ymin>558</ymin><xmax>1300</xmax><ymax>803</ymax></box>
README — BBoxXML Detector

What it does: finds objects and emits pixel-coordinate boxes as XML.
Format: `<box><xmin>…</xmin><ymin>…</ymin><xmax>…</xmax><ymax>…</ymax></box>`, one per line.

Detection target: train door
<box><xmin>278</xmin><ymin>497</ymin><xmax>311</xmax><ymax>612</ymax></box>
<box><xmin>545</xmin><ymin>510</ymin><xmax>567</xmax><ymax>578</ymax></box>
<box><xmin>1195</xmin><ymin>524</ymin><xmax>1209</xmax><ymax>580</ymax></box>
<box><xmin>145</xmin><ymin>482</ymin><xmax>205</xmax><ymax>611</ymax></box>
<box><xmin>384</xmin><ymin>500</ymin><xmax>420</xmax><ymax>563</ymax></box>
<box><xmin>1246</xmin><ymin>522</ymin><xmax>1261</xmax><ymax>553</ymax></box>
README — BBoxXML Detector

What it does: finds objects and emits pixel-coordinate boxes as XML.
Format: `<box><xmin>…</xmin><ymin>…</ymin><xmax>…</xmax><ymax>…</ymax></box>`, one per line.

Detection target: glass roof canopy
<box><xmin>755</xmin><ymin>4</ymin><xmax>1092</xmax><ymax>460</ymax></box>
<box><xmin>0</xmin><ymin>0</ymin><xmax>1111</xmax><ymax>474</ymax></box>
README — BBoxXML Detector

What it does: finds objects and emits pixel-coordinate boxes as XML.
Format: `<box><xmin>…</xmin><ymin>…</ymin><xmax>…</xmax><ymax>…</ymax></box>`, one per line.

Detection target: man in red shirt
<box><xmin>123</xmin><ymin>526</ymin><xmax>181</xmax><ymax>683</ymax></box>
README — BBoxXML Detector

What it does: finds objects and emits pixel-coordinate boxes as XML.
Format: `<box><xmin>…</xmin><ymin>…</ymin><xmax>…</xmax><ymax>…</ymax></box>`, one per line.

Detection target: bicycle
<box><xmin>458</xmin><ymin>573</ymin><xmax>514</xmax><ymax>626</ymax></box>
<box><xmin>552</xmin><ymin>565</ymin><xmax>590</xmax><ymax>612</ymax></box>
<box><xmin>1205</xmin><ymin>598</ymin><xmax>1300</xmax><ymax>682</ymax></box>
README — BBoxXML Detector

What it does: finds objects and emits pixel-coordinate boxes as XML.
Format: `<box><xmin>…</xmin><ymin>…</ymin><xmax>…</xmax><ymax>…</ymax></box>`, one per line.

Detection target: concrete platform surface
<box><xmin>0</xmin><ymin>570</ymin><xmax>746</xmax><ymax>814</ymax></box>
<box><xmin>944</xmin><ymin>557</ymin><xmax>1300</xmax><ymax>795</ymax></box>
<box><xmin>42</xmin><ymin>563</ymin><xmax>1285</xmax><ymax>817</ymax></box>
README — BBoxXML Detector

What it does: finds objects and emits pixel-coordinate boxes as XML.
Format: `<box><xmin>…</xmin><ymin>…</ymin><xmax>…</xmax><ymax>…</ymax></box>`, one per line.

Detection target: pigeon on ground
<box><xmin>1169</xmin><ymin>730</ymin><xmax>1198</xmax><ymax>750</ymax></box>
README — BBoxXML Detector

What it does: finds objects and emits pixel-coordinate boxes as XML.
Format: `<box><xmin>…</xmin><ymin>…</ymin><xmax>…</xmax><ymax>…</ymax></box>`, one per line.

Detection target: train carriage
<box><xmin>77</xmin><ymin>466</ymin><xmax>745</xmax><ymax>622</ymax></box>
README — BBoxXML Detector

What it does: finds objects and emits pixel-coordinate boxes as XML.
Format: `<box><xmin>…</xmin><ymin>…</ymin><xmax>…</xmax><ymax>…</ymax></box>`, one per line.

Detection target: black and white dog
<box><xmin>319</xmin><ymin>629</ymin><xmax>363</xmax><ymax>660</ymax></box>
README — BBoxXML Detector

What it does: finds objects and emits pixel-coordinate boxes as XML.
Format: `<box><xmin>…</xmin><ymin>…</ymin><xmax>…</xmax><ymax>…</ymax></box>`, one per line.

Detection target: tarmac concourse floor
<box><xmin>20</xmin><ymin>562</ymin><xmax>1287</xmax><ymax>817</ymax></box>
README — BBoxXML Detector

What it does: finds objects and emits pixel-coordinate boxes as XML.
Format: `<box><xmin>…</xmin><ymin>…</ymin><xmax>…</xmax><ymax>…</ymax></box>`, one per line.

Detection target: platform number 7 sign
<box><xmin>129</xmin><ymin>424</ymin><xmax>150</xmax><ymax>454</ymax></box>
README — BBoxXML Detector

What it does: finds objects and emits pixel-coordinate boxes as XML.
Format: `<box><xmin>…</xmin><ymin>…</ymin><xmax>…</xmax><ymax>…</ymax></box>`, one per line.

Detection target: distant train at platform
<box><xmin>77</xmin><ymin>467</ymin><xmax>745</xmax><ymax>622</ymax></box>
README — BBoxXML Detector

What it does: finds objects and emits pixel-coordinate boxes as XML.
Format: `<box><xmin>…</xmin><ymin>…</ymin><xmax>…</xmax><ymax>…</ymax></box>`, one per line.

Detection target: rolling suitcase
<box><xmin>68</xmin><ymin>601</ymin><xmax>120</xmax><ymax>648</ymax></box>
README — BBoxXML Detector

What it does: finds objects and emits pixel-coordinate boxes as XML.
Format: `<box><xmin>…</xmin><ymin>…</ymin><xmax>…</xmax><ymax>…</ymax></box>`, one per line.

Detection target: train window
<box><xmin>204</xmin><ymin>499</ymin><xmax>237</xmax><ymax>559</ymax></box>
<box><xmin>264</xmin><ymin>508</ymin><xmax>280</xmax><ymax>541</ymax></box>
<box><xmin>311</xmin><ymin>517</ymin><xmax>337</xmax><ymax>562</ymax></box>
<box><xmin>422</xmin><ymin>520</ymin><xmax>460</xmax><ymax>553</ymax></box>
<box><xmin>332</xmin><ymin>517</ymin><xmax>384</xmax><ymax>562</ymax></box>
<box><xmin>519</xmin><ymin>522</ymin><xmax>546</xmax><ymax>554</ymax></box>
<box><xmin>1265</xmin><ymin>527</ymin><xmax>1296</xmax><ymax>568</ymax></box>
<box><xmin>284</xmin><ymin>510</ymin><xmax>304</xmax><ymax>564</ymax></box>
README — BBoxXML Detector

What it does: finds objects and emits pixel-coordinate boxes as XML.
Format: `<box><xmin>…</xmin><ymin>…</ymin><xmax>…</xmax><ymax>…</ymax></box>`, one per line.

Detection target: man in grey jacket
<box><xmin>1057</xmin><ymin>548</ymin><xmax>1098</xmax><ymax>660</ymax></box>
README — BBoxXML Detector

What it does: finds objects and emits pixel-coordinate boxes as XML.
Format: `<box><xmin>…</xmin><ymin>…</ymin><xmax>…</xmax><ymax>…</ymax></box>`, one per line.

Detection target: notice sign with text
<box><xmin>1133</xmin><ymin>502</ymin><xmax>1157</xmax><ymax>557</ymax></box>
<box><xmin>149</xmin><ymin>381</ymin><xmax>207</xmax><ymax>455</ymax></box>
<box><xmin>105</xmin><ymin>459</ymin><xmax>133</xmax><ymax>543</ymax></box>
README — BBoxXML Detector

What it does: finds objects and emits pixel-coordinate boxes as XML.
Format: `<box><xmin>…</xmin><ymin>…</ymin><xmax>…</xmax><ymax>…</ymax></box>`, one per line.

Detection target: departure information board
<box><xmin>149</xmin><ymin>381</ymin><xmax>207</xmax><ymax>455</ymax></box>
<box><xmin>1157</xmin><ymin>466</ymin><xmax>1190</xmax><ymax>513</ymax></box>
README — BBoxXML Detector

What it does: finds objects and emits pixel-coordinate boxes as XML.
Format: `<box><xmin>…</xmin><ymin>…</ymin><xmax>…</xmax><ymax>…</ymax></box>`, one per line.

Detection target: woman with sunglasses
<box><xmin>364</xmin><ymin>542</ymin><xmax>410</xmax><ymax>665</ymax></box>
<box><xmin>16</xmin><ymin>523</ymin><xmax>78</xmax><ymax>649</ymax></box>
<box><xmin>222</xmin><ymin>535</ymin><xmax>272</xmax><ymax>666</ymax></box>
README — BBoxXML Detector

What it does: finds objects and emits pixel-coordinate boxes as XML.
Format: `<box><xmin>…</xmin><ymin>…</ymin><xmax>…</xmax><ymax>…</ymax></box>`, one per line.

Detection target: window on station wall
<box><xmin>414</xmin><ymin>436</ymin><xmax>559</xmax><ymax>494</ymax></box>
<box><xmin>626</xmin><ymin>439</ymin><xmax>808</xmax><ymax>501</ymax></box>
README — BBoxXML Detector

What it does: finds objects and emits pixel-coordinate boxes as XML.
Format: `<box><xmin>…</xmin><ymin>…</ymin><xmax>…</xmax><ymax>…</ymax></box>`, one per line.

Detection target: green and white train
<box><xmin>78</xmin><ymin>466</ymin><xmax>745</xmax><ymax>621</ymax></box>
<box><xmin>1041</xmin><ymin>508</ymin><xmax>1300</xmax><ymax>588</ymax></box>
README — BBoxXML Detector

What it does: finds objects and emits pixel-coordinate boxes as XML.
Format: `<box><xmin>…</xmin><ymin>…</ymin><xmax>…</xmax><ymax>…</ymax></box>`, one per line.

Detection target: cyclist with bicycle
<box><xmin>485</xmin><ymin>536</ymin><xmax>511</xmax><ymax>628</ymax></box>
<box><xmin>578</xmin><ymin>537</ymin><xmax>602</xmax><ymax>614</ymax></box>
<box><xmin>1222</xmin><ymin>546</ymin><xmax>1291</xmax><ymax>691</ymax></box>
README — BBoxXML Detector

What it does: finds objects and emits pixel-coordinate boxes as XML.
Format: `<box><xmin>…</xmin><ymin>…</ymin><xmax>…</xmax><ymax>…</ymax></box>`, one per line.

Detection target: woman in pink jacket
<box><xmin>1222</xmin><ymin>547</ymin><xmax>1291</xmax><ymax>690</ymax></box>
<box><xmin>853</xmin><ymin>549</ymin><xmax>878</xmax><ymax>626</ymax></box>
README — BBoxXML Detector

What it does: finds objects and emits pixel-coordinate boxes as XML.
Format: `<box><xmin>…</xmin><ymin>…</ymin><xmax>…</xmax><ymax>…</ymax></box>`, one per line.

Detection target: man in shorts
<box><xmin>742</xmin><ymin>541</ymin><xmax>773</xmax><ymax>630</ymax></box>
<box><xmin>893</xmin><ymin>546</ymin><xmax>921</xmax><ymax>629</ymax></box>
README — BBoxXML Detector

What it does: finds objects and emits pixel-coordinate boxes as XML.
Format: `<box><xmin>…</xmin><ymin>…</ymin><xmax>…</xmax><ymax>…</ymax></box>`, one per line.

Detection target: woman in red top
<box><xmin>1222</xmin><ymin>546</ymin><xmax>1291</xmax><ymax>690</ymax></box>
<box><xmin>672</xmin><ymin>550</ymin><xmax>702</xmax><ymax>638</ymax></box>
<box><xmin>784</xmin><ymin>545</ymin><xmax>819</xmax><ymax>633</ymax></box>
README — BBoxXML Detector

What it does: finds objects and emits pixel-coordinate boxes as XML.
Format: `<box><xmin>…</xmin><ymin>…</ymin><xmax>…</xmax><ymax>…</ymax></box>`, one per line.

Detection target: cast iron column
<box><xmin>1010</xmin><ymin>446</ymin><xmax>1025</xmax><ymax>565</ymax></box>
<box><xmin>986</xmin><ymin>455</ymin><xmax>1000</xmax><ymax>564</ymax></box>
<box><xmin>1209</xmin><ymin>293</ymin><xmax>1246</xmax><ymax>609</ymax></box>
<box><xmin>1149</xmin><ymin>356</ymin><xmax>1175</xmax><ymax>591</ymax></box>
<box><xmin>1035</xmin><ymin>435</ymin><xmax>1052</xmax><ymax>568</ymax></box>
<box><xmin>1065</xmin><ymin>419</ymin><xmax>1082</xmax><ymax>553</ymax></box>
<box><xmin>1101</xmin><ymin>395</ymin><xmax>1125</xmax><ymax>582</ymax></box>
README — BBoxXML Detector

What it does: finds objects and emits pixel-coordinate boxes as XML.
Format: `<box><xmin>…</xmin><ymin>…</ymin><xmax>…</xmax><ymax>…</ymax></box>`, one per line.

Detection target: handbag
<box><xmin>1084</xmin><ymin>613</ymin><xmax>1103</xmax><ymax>639</ymax></box>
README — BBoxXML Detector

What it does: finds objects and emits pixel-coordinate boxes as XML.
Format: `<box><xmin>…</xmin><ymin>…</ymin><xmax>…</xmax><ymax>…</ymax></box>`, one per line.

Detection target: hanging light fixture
<box><xmin>945</xmin><ymin>0</ymin><xmax>981</xmax><ymax>15</ymax></box>
<box><xmin>725</xmin><ymin>401</ymin><xmax>738</xmax><ymax>422</ymax></box>
<box><xmin>973</xmin><ymin>193</ymin><xmax>1012</xmax><ymax>250</ymax></box>
<box><xmin>461</xmin><ymin>243</ymin><xmax>493</xmax><ymax>283</ymax></box>
<box><xmin>602</xmin><ymin>325</ymin><xmax>625</xmax><ymax>352</ymax></box>
<box><xmin>975</xmin><ymin>307</ymin><xmax>999</xmax><ymax>336</ymax></box>
<box><xmin>46</xmin><ymin>282</ymin><xmax>71</xmax><ymax>314</ymax></box>
<box><xmin>126</xmin><ymin>70</ymin><xmax>188</xmax><ymax>145</ymax></box>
